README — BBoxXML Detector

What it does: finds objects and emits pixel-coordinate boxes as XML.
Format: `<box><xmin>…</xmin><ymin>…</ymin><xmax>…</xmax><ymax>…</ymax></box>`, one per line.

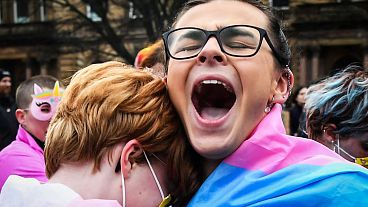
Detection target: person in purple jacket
<box><xmin>0</xmin><ymin>75</ymin><xmax>63</xmax><ymax>190</ymax></box>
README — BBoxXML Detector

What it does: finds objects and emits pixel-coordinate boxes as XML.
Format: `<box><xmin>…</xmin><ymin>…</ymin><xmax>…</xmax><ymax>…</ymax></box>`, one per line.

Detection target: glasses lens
<box><xmin>220</xmin><ymin>26</ymin><xmax>261</xmax><ymax>56</ymax></box>
<box><xmin>167</xmin><ymin>28</ymin><xmax>206</xmax><ymax>59</ymax></box>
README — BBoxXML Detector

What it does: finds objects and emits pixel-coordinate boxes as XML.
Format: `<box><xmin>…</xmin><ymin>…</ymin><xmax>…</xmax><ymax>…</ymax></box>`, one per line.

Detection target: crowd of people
<box><xmin>0</xmin><ymin>0</ymin><xmax>368</xmax><ymax>206</ymax></box>
<box><xmin>0</xmin><ymin>69</ymin><xmax>18</xmax><ymax>150</ymax></box>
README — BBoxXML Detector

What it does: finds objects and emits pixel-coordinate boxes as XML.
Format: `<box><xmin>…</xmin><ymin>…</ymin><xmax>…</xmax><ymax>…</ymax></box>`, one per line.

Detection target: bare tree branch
<box><xmin>45</xmin><ymin>0</ymin><xmax>184</xmax><ymax>64</ymax></box>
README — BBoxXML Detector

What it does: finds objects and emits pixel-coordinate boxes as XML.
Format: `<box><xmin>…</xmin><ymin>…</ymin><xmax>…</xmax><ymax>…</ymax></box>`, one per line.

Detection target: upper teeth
<box><xmin>201</xmin><ymin>80</ymin><xmax>233</xmax><ymax>92</ymax></box>
<box><xmin>201</xmin><ymin>80</ymin><xmax>216</xmax><ymax>84</ymax></box>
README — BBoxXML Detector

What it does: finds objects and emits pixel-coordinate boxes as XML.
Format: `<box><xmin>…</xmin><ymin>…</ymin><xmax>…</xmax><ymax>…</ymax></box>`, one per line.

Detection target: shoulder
<box><xmin>298</xmin><ymin>165</ymin><xmax>368</xmax><ymax>205</ymax></box>
<box><xmin>2</xmin><ymin>175</ymin><xmax>40</xmax><ymax>190</ymax></box>
<box><xmin>0</xmin><ymin>142</ymin><xmax>46</xmax><ymax>185</ymax></box>
<box><xmin>0</xmin><ymin>176</ymin><xmax>80</xmax><ymax>207</ymax></box>
<box><xmin>0</xmin><ymin>140</ymin><xmax>43</xmax><ymax>163</ymax></box>
<box><xmin>0</xmin><ymin>176</ymin><xmax>40</xmax><ymax>206</ymax></box>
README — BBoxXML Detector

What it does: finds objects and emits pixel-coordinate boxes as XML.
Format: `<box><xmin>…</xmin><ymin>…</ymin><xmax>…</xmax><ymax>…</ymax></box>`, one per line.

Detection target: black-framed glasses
<box><xmin>162</xmin><ymin>25</ymin><xmax>288</xmax><ymax>67</ymax></box>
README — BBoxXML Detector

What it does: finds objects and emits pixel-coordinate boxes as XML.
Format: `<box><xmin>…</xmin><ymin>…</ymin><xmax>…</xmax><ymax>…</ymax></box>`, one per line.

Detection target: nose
<box><xmin>196</xmin><ymin>37</ymin><xmax>227</xmax><ymax>65</ymax></box>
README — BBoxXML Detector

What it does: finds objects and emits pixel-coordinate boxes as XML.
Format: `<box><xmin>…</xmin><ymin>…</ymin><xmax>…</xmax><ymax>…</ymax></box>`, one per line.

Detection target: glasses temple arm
<box><xmin>264</xmin><ymin>34</ymin><xmax>289</xmax><ymax>68</ymax></box>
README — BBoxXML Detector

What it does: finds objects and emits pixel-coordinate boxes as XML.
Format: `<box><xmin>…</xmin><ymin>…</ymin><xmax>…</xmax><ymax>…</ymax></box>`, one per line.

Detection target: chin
<box><xmin>192</xmin><ymin>139</ymin><xmax>235</xmax><ymax>160</ymax></box>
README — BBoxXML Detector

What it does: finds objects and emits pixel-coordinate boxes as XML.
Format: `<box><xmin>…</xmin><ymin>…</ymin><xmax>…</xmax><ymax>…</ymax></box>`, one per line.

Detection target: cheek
<box><xmin>167</xmin><ymin>61</ymin><xmax>189</xmax><ymax>83</ymax></box>
<box><xmin>235</xmin><ymin>65</ymin><xmax>274</xmax><ymax>122</ymax></box>
<box><xmin>342</xmin><ymin>140</ymin><xmax>361</xmax><ymax>157</ymax></box>
<box><xmin>167</xmin><ymin>61</ymin><xmax>190</xmax><ymax>106</ymax></box>
<box><xmin>41</xmin><ymin>121</ymin><xmax>50</xmax><ymax>130</ymax></box>
<box><xmin>236</xmin><ymin>63</ymin><xmax>274</xmax><ymax>95</ymax></box>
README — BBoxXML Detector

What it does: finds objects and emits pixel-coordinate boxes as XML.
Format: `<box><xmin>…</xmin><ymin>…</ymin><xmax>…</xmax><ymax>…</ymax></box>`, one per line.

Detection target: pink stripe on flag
<box><xmin>224</xmin><ymin>104</ymin><xmax>348</xmax><ymax>174</ymax></box>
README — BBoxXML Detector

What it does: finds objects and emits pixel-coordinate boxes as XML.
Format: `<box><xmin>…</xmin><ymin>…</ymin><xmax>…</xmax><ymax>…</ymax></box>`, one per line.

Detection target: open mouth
<box><xmin>192</xmin><ymin>79</ymin><xmax>236</xmax><ymax>121</ymax></box>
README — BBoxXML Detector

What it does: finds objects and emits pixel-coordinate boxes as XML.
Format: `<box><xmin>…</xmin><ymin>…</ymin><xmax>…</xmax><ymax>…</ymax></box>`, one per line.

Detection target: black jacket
<box><xmin>0</xmin><ymin>96</ymin><xmax>18</xmax><ymax>150</ymax></box>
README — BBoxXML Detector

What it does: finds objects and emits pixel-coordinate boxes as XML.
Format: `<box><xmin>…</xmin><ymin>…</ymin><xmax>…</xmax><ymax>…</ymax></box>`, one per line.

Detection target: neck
<box><xmin>203</xmin><ymin>158</ymin><xmax>222</xmax><ymax>177</ymax></box>
<box><xmin>23</xmin><ymin>126</ymin><xmax>45</xmax><ymax>150</ymax></box>
<box><xmin>297</xmin><ymin>103</ymin><xmax>304</xmax><ymax>108</ymax></box>
<box><xmin>48</xmin><ymin>161</ymin><xmax>116</xmax><ymax>200</ymax></box>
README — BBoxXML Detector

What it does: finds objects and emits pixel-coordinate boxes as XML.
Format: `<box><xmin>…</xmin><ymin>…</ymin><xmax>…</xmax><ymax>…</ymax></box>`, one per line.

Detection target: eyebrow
<box><xmin>176</xmin><ymin>29</ymin><xmax>204</xmax><ymax>42</ymax></box>
<box><xmin>222</xmin><ymin>27</ymin><xmax>255</xmax><ymax>38</ymax></box>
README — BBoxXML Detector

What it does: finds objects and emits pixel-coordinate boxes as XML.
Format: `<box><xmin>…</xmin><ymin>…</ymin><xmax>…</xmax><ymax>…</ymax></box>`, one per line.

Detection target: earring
<box><xmin>265</xmin><ymin>96</ymin><xmax>274</xmax><ymax>113</ymax></box>
<box><xmin>264</xmin><ymin>106</ymin><xmax>271</xmax><ymax>113</ymax></box>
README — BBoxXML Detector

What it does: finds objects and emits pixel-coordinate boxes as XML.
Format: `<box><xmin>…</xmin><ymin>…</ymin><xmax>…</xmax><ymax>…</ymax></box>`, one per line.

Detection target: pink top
<box><xmin>0</xmin><ymin>125</ymin><xmax>47</xmax><ymax>191</ymax></box>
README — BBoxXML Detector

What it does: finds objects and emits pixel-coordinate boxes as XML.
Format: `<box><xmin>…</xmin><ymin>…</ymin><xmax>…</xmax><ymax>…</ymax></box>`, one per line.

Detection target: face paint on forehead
<box><xmin>29</xmin><ymin>81</ymin><xmax>63</xmax><ymax>121</ymax></box>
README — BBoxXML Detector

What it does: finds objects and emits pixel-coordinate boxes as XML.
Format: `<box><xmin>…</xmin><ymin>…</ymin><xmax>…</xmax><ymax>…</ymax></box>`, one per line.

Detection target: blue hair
<box><xmin>305</xmin><ymin>64</ymin><xmax>368</xmax><ymax>139</ymax></box>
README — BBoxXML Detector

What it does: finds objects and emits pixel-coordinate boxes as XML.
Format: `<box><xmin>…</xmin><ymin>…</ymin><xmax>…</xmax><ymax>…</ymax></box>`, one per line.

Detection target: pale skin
<box><xmin>296</xmin><ymin>87</ymin><xmax>308</xmax><ymax>106</ymax></box>
<box><xmin>48</xmin><ymin>140</ymin><xmax>168</xmax><ymax>207</ymax></box>
<box><xmin>0</xmin><ymin>76</ymin><xmax>11</xmax><ymax>95</ymax></box>
<box><xmin>166</xmin><ymin>0</ymin><xmax>293</xmax><ymax>175</ymax></box>
<box><xmin>318</xmin><ymin>124</ymin><xmax>368</xmax><ymax>162</ymax></box>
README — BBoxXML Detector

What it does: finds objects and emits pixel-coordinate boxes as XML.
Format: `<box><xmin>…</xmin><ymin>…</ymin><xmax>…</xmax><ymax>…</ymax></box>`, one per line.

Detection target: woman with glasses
<box><xmin>163</xmin><ymin>0</ymin><xmax>368</xmax><ymax>206</ymax></box>
<box><xmin>0</xmin><ymin>61</ymin><xmax>200</xmax><ymax>207</ymax></box>
<box><xmin>305</xmin><ymin>65</ymin><xmax>368</xmax><ymax>169</ymax></box>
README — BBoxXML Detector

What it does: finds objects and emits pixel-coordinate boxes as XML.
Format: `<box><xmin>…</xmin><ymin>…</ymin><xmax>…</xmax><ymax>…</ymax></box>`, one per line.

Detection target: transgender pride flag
<box><xmin>188</xmin><ymin>104</ymin><xmax>368</xmax><ymax>207</ymax></box>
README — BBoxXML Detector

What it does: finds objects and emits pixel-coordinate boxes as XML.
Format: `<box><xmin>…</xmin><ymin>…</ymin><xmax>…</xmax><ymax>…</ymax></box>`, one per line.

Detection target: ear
<box><xmin>273</xmin><ymin>69</ymin><xmax>294</xmax><ymax>104</ymax></box>
<box><xmin>162</xmin><ymin>76</ymin><xmax>167</xmax><ymax>85</ymax></box>
<box><xmin>321</xmin><ymin>124</ymin><xmax>338</xmax><ymax>143</ymax></box>
<box><xmin>15</xmin><ymin>109</ymin><xmax>27</xmax><ymax>124</ymax></box>
<box><xmin>120</xmin><ymin>139</ymin><xmax>142</xmax><ymax>178</ymax></box>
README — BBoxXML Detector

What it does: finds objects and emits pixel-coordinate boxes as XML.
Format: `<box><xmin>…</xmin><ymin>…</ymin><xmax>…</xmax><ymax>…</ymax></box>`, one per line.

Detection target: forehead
<box><xmin>0</xmin><ymin>77</ymin><xmax>11</xmax><ymax>82</ymax></box>
<box><xmin>175</xmin><ymin>0</ymin><xmax>269</xmax><ymax>30</ymax></box>
<box><xmin>299</xmin><ymin>88</ymin><xmax>308</xmax><ymax>94</ymax></box>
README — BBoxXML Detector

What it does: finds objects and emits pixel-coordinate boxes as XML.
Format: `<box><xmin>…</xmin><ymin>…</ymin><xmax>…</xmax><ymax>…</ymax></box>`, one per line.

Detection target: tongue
<box><xmin>200</xmin><ymin>107</ymin><xmax>228</xmax><ymax>120</ymax></box>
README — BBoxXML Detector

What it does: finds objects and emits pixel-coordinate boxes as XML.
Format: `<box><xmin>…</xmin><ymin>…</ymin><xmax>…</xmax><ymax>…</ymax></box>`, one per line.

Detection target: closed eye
<box><xmin>177</xmin><ymin>45</ymin><xmax>202</xmax><ymax>53</ymax></box>
<box><xmin>225</xmin><ymin>41</ymin><xmax>255</xmax><ymax>49</ymax></box>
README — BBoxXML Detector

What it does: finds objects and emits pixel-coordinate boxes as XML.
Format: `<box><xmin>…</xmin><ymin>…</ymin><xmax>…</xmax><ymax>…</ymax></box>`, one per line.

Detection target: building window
<box><xmin>86</xmin><ymin>4</ymin><xmax>102</xmax><ymax>22</ymax></box>
<box><xmin>14</xmin><ymin>0</ymin><xmax>30</xmax><ymax>23</ymax></box>
<box><xmin>0</xmin><ymin>1</ymin><xmax>3</xmax><ymax>24</ymax></box>
<box><xmin>128</xmin><ymin>2</ymin><xmax>142</xmax><ymax>19</ymax></box>
<box><xmin>40</xmin><ymin>0</ymin><xmax>46</xmax><ymax>21</ymax></box>
<box><xmin>269</xmin><ymin>0</ymin><xmax>289</xmax><ymax>9</ymax></box>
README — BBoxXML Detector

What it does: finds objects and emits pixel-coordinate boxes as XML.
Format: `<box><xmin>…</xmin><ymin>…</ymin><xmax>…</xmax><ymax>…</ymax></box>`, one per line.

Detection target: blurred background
<box><xmin>0</xmin><ymin>0</ymin><xmax>367</xmax><ymax>95</ymax></box>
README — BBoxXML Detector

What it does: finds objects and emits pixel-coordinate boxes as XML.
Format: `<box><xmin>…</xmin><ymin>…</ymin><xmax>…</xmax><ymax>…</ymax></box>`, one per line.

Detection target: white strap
<box><xmin>143</xmin><ymin>150</ymin><xmax>165</xmax><ymax>199</ymax></box>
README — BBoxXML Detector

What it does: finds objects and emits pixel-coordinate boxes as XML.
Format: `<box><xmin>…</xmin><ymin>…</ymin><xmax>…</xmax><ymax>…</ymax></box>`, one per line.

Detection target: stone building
<box><xmin>0</xmin><ymin>0</ymin><xmax>146</xmax><ymax>92</ymax></box>
<box><xmin>274</xmin><ymin>0</ymin><xmax>368</xmax><ymax>87</ymax></box>
<box><xmin>0</xmin><ymin>0</ymin><xmax>367</xmax><ymax>92</ymax></box>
